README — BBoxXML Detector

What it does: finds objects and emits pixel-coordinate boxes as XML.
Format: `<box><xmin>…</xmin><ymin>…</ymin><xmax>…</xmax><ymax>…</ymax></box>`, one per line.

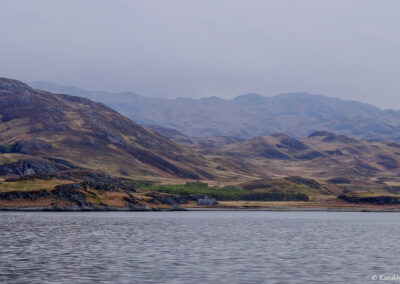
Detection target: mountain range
<box><xmin>30</xmin><ymin>81</ymin><xmax>400</xmax><ymax>141</ymax></box>
<box><xmin>1</xmin><ymin>78</ymin><xmax>400</xmax><ymax>210</ymax></box>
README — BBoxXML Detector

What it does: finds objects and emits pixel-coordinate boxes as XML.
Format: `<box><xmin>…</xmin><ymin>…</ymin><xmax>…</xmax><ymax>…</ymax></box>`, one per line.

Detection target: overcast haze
<box><xmin>1</xmin><ymin>0</ymin><xmax>399</xmax><ymax>109</ymax></box>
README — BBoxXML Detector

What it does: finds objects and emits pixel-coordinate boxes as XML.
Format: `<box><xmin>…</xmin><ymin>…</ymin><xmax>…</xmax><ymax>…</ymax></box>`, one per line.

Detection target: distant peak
<box><xmin>233</xmin><ymin>93</ymin><xmax>266</xmax><ymax>102</ymax></box>
<box><xmin>308</xmin><ymin>131</ymin><xmax>336</xmax><ymax>138</ymax></box>
<box><xmin>200</xmin><ymin>96</ymin><xmax>225</xmax><ymax>101</ymax></box>
<box><xmin>270</xmin><ymin>132</ymin><xmax>290</xmax><ymax>138</ymax></box>
<box><xmin>276</xmin><ymin>92</ymin><xmax>320</xmax><ymax>98</ymax></box>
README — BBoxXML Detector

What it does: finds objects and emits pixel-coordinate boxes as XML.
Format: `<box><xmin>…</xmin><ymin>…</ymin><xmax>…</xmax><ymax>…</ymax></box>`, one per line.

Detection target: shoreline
<box><xmin>2</xmin><ymin>206</ymin><xmax>400</xmax><ymax>212</ymax></box>
<box><xmin>186</xmin><ymin>207</ymin><xmax>400</xmax><ymax>212</ymax></box>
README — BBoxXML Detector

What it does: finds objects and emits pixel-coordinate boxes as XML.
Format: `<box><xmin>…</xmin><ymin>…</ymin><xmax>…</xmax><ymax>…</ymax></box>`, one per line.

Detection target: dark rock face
<box><xmin>0</xmin><ymin>190</ymin><xmax>51</xmax><ymax>201</ymax></box>
<box><xmin>55</xmin><ymin>171</ymin><xmax>136</xmax><ymax>192</ymax></box>
<box><xmin>52</xmin><ymin>185</ymin><xmax>91</xmax><ymax>207</ymax></box>
<box><xmin>148</xmin><ymin>194</ymin><xmax>189</xmax><ymax>208</ymax></box>
<box><xmin>80</xmin><ymin>172</ymin><xmax>132</xmax><ymax>191</ymax></box>
<box><xmin>123</xmin><ymin>194</ymin><xmax>152</xmax><ymax>211</ymax></box>
<box><xmin>338</xmin><ymin>195</ymin><xmax>399</xmax><ymax>205</ymax></box>
<box><xmin>0</xmin><ymin>159</ymin><xmax>69</xmax><ymax>176</ymax></box>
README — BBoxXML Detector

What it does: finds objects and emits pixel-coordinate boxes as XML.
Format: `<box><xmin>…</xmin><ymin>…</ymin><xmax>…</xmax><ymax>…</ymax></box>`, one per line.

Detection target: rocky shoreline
<box><xmin>2</xmin><ymin>204</ymin><xmax>400</xmax><ymax>212</ymax></box>
<box><xmin>0</xmin><ymin>206</ymin><xmax>186</xmax><ymax>212</ymax></box>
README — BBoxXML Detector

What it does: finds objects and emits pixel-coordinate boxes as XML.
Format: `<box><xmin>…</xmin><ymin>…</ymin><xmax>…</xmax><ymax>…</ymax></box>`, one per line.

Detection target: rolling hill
<box><xmin>30</xmin><ymin>81</ymin><xmax>400</xmax><ymax>140</ymax></box>
<box><xmin>0</xmin><ymin>78</ymin><xmax>220</xmax><ymax>180</ymax></box>
<box><xmin>221</xmin><ymin>131</ymin><xmax>400</xmax><ymax>182</ymax></box>
<box><xmin>147</xmin><ymin>125</ymin><xmax>400</xmax><ymax>183</ymax></box>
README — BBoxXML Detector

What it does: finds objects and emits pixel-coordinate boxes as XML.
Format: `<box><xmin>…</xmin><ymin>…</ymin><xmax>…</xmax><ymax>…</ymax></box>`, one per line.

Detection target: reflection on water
<box><xmin>0</xmin><ymin>211</ymin><xmax>399</xmax><ymax>284</ymax></box>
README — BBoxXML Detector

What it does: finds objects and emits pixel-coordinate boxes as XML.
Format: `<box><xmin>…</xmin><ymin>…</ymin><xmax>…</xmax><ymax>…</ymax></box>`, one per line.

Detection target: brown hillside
<box><xmin>0</xmin><ymin>78</ymin><xmax>219</xmax><ymax>179</ymax></box>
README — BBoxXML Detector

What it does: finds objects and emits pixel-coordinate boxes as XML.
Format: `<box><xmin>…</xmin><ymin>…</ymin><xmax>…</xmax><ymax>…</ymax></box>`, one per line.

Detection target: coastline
<box><xmin>2</xmin><ymin>194</ymin><xmax>400</xmax><ymax>212</ymax></box>
<box><xmin>2</xmin><ymin>206</ymin><xmax>400</xmax><ymax>212</ymax></box>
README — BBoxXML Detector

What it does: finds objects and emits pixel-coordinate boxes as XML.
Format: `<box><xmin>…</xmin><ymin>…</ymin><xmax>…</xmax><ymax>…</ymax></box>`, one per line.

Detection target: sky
<box><xmin>0</xmin><ymin>0</ymin><xmax>400</xmax><ymax>109</ymax></box>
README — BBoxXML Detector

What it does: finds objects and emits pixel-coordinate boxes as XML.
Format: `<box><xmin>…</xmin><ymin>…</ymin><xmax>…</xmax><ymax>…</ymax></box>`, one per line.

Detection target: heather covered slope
<box><xmin>230</xmin><ymin>131</ymin><xmax>400</xmax><ymax>181</ymax></box>
<box><xmin>17</xmin><ymin>79</ymin><xmax>400</xmax><ymax>187</ymax></box>
<box><xmin>144</xmin><ymin>125</ymin><xmax>244</xmax><ymax>154</ymax></box>
<box><xmin>0</xmin><ymin>78</ymin><xmax>219</xmax><ymax>179</ymax></box>
<box><xmin>30</xmin><ymin>81</ymin><xmax>400</xmax><ymax>140</ymax></box>
<box><xmin>158</xmin><ymin>129</ymin><xmax>400</xmax><ymax>183</ymax></box>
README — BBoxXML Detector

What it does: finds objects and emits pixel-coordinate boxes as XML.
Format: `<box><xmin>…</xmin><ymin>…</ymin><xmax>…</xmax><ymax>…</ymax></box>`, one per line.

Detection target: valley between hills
<box><xmin>1</xmin><ymin>78</ymin><xmax>400</xmax><ymax>211</ymax></box>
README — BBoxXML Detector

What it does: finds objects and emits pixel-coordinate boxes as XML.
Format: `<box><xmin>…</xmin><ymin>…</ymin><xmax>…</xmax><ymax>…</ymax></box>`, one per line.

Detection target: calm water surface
<box><xmin>0</xmin><ymin>211</ymin><xmax>399</xmax><ymax>284</ymax></box>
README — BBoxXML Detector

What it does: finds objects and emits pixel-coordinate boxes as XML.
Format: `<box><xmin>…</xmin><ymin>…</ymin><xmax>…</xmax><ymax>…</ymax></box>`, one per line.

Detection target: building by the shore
<box><xmin>197</xmin><ymin>197</ymin><xmax>217</xmax><ymax>206</ymax></box>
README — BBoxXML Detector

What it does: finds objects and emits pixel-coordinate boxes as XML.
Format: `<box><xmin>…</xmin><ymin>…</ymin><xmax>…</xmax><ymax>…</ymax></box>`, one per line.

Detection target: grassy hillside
<box><xmin>0</xmin><ymin>78</ymin><xmax>227</xmax><ymax>180</ymax></box>
<box><xmin>154</xmin><ymin>128</ymin><xmax>400</xmax><ymax>186</ymax></box>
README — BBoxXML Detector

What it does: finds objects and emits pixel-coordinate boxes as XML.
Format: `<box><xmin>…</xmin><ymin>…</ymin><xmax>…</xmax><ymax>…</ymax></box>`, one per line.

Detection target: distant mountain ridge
<box><xmin>29</xmin><ymin>81</ymin><xmax>400</xmax><ymax>141</ymax></box>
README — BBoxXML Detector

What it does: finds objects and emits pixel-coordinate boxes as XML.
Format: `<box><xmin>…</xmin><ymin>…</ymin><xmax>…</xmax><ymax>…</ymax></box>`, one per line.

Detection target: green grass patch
<box><xmin>0</xmin><ymin>179</ymin><xmax>70</xmax><ymax>192</ymax></box>
<box><xmin>138</xmin><ymin>181</ymin><xmax>309</xmax><ymax>201</ymax></box>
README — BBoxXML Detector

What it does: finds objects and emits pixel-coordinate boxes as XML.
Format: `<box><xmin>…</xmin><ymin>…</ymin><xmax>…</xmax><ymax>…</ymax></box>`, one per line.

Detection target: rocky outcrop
<box><xmin>52</xmin><ymin>185</ymin><xmax>91</xmax><ymax>207</ymax></box>
<box><xmin>123</xmin><ymin>194</ymin><xmax>153</xmax><ymax>211</ymax></box>
<box><xmin>338</xmin><ymin>194</ymin><xmax>399</xmax><ymax>205</ymax></box>
<box><xmin>0</xmin><ymin>169</ymin><xmax>185</xmax><ymax>211</ymax></box>
<box><xmin>148</xmin><ymin>193</ymin><xmax>189</xmax><ymax>209</ymax></box>
<box><xmin>0</xmin><ymin>190</ymin><xmax>51</xmax><ymax>201</ymax></box>
<box><xmin>79</xmin><ymin>172</ymin><xmax>135</xmax><ymax>192</ymax></box>
<box><xmin>0</xmin><ymin>159</ymin><xmax>70</xmax><ymax>176</ymax></box>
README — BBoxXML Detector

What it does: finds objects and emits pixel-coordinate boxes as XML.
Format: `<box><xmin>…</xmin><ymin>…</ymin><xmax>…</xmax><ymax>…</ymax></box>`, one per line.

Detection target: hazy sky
<box><xmin>1</xmin><ymin>0</ymin><xmax>399</xmax><ymax>109</ymax></box>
